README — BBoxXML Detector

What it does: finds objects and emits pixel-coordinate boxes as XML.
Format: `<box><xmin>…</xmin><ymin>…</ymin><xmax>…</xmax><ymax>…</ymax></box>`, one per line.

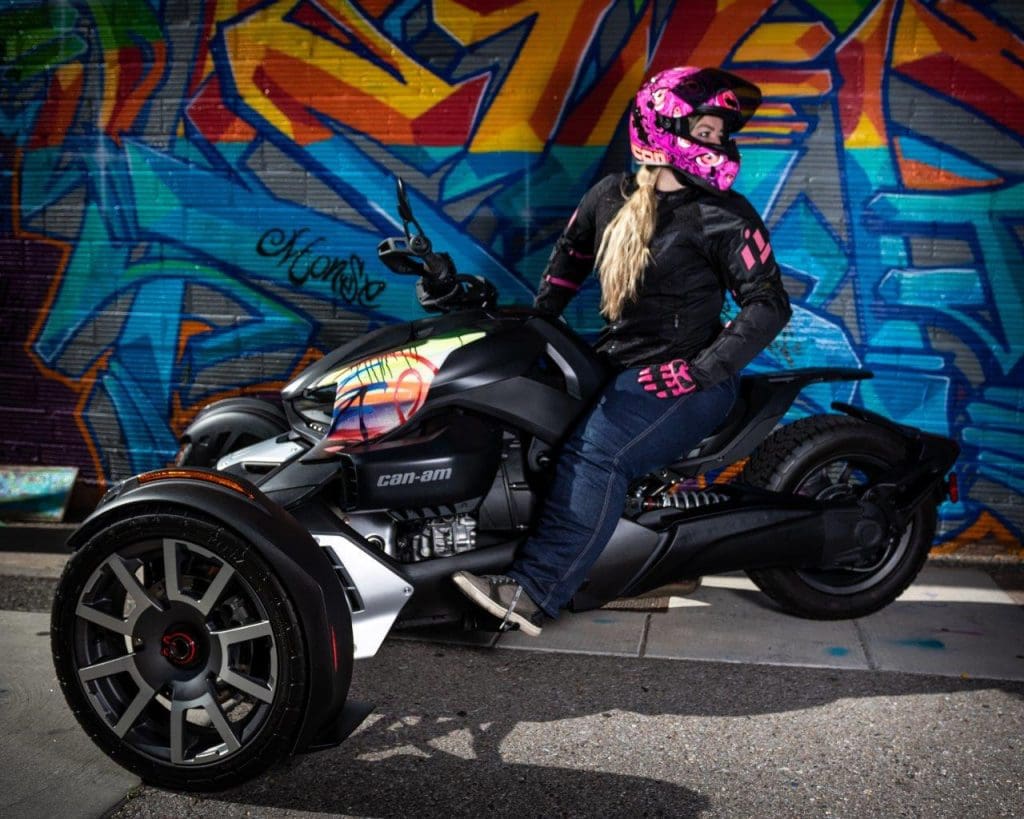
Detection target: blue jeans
<box><xmin>509</xmin><ymin>368</ymin><xmax>739</xmax><ymax>618</ymax></box>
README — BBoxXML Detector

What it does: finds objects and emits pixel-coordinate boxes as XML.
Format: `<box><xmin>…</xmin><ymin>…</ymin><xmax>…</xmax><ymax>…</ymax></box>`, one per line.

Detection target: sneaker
<box><xmin>451</xmin><ymin>571</ymin><xmax>543</xmax><ymax>637</ymax></box>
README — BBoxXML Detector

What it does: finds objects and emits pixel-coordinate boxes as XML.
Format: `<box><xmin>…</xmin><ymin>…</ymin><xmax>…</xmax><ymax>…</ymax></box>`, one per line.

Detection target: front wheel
<box><xmin>740</xmin><ymin>415</ymin><xmax>937</xmax><ymax>620</ymax></box>
<box><xmin>52</xmin><ymin>510</ymin><xmax>309</xmax><ymax>790</ymax></box>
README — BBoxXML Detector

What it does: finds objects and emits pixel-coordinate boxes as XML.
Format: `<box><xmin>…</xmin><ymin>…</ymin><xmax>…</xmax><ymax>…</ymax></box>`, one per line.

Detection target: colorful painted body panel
<box><xmin>323</xmin><ymin>331</ymin><xmax>485</xmax><ymax>445</ymax></box>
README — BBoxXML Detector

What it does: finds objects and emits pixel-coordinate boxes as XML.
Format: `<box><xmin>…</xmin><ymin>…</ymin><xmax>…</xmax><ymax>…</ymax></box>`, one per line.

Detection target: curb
<box><xmin>0</xmin><ymin>522</ymin><xmax>76</xmax><ymax>553</ymax></box>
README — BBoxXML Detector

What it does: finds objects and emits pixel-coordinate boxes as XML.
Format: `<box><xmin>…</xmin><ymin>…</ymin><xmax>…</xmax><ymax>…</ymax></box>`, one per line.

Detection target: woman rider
<box><xmin>453</xmin><ymin>66</ymin><xmax>792</xmax><ymax>635</ymax></box>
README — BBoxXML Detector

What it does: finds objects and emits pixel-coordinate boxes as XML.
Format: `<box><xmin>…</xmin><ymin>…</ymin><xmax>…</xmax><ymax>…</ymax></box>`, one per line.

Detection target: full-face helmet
<box><xmin>629</xmin><ymin>66</ymin><xmax>762</xmax><ymax>192</ymax></box>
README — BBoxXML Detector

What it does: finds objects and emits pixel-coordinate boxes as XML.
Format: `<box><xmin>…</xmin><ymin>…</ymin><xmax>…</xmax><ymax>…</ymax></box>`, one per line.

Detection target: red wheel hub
<box><xmin>161</xmin><ymin>629</ymin><xmax>199</xmax><ymax>667</ymax></box>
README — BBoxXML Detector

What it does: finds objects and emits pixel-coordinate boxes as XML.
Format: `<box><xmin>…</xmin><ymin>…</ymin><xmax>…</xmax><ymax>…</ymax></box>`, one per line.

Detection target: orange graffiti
<box><xmin>893</xmin><ymin>0</ymin><xmax>1024</xmax><ymax>136</ymax></box>
<box><xmin>932</xmin><ymin>511</ymin><xmax>1023</xmax><ymax>556</ymax></box>
<box><xmin>836</xmin><ymin>0</ymin><xmax>897</xmax><ymax>148</ymax></box>
<box><xmin>894</xmin><ymin>137</ymin><xmax>1001</xmax><ymax>191</ymax></box>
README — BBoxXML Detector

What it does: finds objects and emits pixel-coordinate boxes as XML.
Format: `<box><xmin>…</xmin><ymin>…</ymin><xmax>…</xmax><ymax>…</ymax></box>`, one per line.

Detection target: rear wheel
<box><xmin>740</xmin><ymin>415</ymin><xmax>936</xmax><ymax>620</ymax></box>
<box><xmin>52</xmin><ymin>510</ymin><xmax>308</xmax><ymax>790</ymax></box>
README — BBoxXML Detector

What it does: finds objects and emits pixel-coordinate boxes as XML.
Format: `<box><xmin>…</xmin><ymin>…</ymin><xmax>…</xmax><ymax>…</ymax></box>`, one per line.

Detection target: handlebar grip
<box><xmin>423</xmin><ymin>252</ymin><xmax>455</xmax><ymax>286</ymax></box>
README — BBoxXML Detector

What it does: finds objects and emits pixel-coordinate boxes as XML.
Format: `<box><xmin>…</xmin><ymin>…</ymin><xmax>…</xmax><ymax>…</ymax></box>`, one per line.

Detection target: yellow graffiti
<box><xmin>732</xmin><ymin>22</ymin><xmax>833</xmax><ymax>63</ymax></box>
<box><xmin>433</xmin><ymin>0</ymin><xmax>612</xmax><ymax>151</ymax></box>
<box><xmin>839</xmin><ymin>0</ymin><xmax>895</xmax><ymax>149</ymax></box>
<box><xmin>223</xmin><ymin>0</ymin><xmax>488</xmax><ymax>144</ymax></box>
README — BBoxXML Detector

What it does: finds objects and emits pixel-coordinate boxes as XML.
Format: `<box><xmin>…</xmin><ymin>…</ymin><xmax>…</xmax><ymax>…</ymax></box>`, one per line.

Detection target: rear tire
<box><xmin>52</xmin><ymin>510</ymin><xmax>308</xmax><ymax>790</ymax></box>
<box><xmin>740</xmin><ymin>414</ymin><xmax>936</xmax><ymax>620</ymax></box>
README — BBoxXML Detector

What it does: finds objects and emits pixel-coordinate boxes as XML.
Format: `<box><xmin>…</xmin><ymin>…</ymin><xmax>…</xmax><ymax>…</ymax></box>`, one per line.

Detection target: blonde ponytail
<box><xmin>595</xmin><ymin>166</ymin><xmax>659</xmax><ymax>321</ymax></box>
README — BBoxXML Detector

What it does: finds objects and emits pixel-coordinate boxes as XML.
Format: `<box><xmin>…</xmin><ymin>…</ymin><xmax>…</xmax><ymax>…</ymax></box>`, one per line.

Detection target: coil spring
<box><xmin>644</xmin><ymin>489</ymin><xmax>729</xmax><ymax>510</ymax></box>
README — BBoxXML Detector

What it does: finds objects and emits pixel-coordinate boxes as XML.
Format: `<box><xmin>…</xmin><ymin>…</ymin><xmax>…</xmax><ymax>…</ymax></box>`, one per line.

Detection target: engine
<box><xmin>345</xmin><ymin>432</ymin><xmax>537</xmax><ymax>563</ymax></box>
<box><xmin>404</xmin><ymin>514</ymin><xmax>478</xmax><ymax>561</ymax></box>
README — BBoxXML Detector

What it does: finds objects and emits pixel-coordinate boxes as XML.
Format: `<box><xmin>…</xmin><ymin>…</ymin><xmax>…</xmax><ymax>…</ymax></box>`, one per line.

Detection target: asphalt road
<box><xmin>106</xmin><ymin>638</ymin><xmax>1023</xmax><ymax>819</ymax></box>
<box><xmin>3</xmin><ymin>569</ymin><xmax>1022</xmax><ymax>818</ymax></box>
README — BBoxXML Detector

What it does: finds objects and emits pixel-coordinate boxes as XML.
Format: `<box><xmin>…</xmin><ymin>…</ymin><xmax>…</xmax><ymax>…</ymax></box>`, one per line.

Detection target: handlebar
<box><xmin>377</xmin><ymin>235</ymin><xmax>497</xmax><ymax>313</ymax></box>
<box><xmin>377</xmin><ymin>177</ymin><xmax>500</xmax><ymax>313</ymax></box>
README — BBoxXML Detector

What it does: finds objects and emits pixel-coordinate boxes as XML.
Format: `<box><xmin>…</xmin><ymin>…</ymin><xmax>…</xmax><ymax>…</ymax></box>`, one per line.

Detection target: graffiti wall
<box><xmin>1</xmin><ymin>0</ymin><xmax>1021</xmax><ymax>555</ymax></box>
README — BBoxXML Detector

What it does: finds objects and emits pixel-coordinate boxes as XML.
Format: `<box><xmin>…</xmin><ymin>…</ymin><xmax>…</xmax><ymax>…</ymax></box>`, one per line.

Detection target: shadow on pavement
<box><xmin>203</xmin><ymin>640</ymin><xmax>1023</xmax><ymax>818</ymax></box>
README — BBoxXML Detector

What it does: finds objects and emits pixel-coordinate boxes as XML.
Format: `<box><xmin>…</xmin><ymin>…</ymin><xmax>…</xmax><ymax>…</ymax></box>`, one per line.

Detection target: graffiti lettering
<box><xmin>256</xmin><ymin>227</ymin><xmax>386</xmax><ymax>305</ymax></box>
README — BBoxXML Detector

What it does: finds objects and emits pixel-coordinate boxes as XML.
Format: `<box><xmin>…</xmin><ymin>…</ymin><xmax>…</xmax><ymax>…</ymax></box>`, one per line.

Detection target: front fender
<box><xmin>68</xmin><ymin>468</ymin><xmax>356</xmax><ymax>753</ymax></box>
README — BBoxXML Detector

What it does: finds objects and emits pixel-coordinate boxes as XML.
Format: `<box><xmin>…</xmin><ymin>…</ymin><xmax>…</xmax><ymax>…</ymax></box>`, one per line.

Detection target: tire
<box><xmin>52</xmin><ymin>509</ymin><xmax>309</xmax><ymax>790</ymax></box>
<box><xmin>739</xmin><ymin>414</ymin><xmax>937</xmax><ymax>620</ymax></box>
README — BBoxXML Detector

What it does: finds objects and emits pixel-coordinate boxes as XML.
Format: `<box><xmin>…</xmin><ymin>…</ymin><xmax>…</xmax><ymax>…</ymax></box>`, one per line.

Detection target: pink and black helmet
<box><xmin>629</xmin><ymin>66</ymin><xmax>762</xmax><ymax>192</ymax></box>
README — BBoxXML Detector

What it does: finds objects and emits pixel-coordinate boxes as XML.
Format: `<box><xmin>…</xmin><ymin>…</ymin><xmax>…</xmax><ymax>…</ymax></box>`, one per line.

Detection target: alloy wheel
<box><xmin>792</xmin><ymin>455</ymin><xmax>912</xmax><ymax>596</ymax></box>
<box><xmin>72</xmin><ymin>537</ymin><xmax>278</xmax><ymax>765</ymax></box>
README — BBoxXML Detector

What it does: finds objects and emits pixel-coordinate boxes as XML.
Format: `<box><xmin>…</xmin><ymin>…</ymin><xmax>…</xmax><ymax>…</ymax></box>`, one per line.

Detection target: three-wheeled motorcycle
<box><xmin>51</xmin><ymin>180</ymin><xmax>958</xmax><ymax>790</ymax></box>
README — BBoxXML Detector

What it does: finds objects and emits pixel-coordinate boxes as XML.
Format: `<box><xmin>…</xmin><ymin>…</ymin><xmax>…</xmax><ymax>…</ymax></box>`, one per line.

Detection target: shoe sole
<box><xmin>452</xmin><ymin>572</ymin><xmax>542</xmax><ymax>637</ymax></box>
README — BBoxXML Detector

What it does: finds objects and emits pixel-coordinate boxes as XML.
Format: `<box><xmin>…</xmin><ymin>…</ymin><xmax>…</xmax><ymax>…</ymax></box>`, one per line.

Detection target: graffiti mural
<box><xmin>1</xmin><ymin>0</ymin><xmax>1021</xmax><ymax>554</ymax></box>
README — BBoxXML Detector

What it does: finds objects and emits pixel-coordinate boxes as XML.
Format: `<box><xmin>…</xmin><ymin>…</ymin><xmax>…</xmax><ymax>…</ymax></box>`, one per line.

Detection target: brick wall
<box><xmin>1</xmin><ymin>1</ymin><xmax>1022</xmax><ymax>554</ymax></box>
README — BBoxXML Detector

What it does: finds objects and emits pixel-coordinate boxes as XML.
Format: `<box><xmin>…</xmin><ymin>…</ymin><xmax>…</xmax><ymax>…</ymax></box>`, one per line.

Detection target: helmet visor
<box><xmin>671</xmin><ymin>68</ymin><xmax>762</xmax><ymax>133</ymax></box>
<box><xmin>652</xmin><ymin>113</ymin><xmax>741</xmax><ymax>163</ymax></box>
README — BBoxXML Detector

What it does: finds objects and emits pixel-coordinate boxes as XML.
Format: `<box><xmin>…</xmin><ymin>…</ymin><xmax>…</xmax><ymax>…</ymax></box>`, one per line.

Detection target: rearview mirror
<box><xmin>394</xmin><ymin>176</ymin><xmax>430</xmax><ymax>253</ymax></box>
<box><xmin>396</xmin><ymin>178</ymin><xmax>415</xmax><ymax>226</ymax></box>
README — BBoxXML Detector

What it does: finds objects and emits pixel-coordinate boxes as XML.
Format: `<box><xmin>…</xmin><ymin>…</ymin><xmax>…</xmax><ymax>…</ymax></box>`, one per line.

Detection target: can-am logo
<box><xmin>376</xmin><ymin>468</ymin><xmax>453</xmax><ymax>487</ymax></box>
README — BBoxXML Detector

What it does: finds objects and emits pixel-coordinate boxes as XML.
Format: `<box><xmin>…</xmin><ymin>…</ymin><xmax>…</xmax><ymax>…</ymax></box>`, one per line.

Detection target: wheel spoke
<box><xmin>836</xmin><ymin>463</ymin><xmax>853</xmax><ymax>485</ymax></box>
<box><xmin>78</xmin><ymin>653</ymin><xmax>137</xmax><ymax>682</ymax></box>
<box><xmin>221</xmin><ymin>668</ymin><xmax>274</xmax><ymax>704</ymax></box>
<box><xmin>825</xmin><ymin>460</ymin><xmax>852</xmax><ymax>486</ymax></box>
<box><xmin>200</xmin><ymin>692</ymin><xmax>241</xmax><ymax>753</ymax></box>
<box><xmin>162</xmin><ymin>539</ymin><xmax>185</xmax><ymax>603</ymax></box>
<box><xmin>75</xmin><ymin>602</ymin><xmax>131</xmax><ymax>635</ymax></box>
<box><xmin>108</xmin><ymin>554</ymin><xmax>162</xmax><ymax>613</ymax></box>
<box><xmin>112</xmin><ymin>682</ymin><xmax>156</xmax><ymax>737</ymax></box>
<box><xmin>212</xmin><ymin>621</ymin><xmax>275</xmax><ymax>704</ymax></box>
<box><xmin>798</xmin><ymin>468</ymin><xmax>830</xmax><ymax>497</ymax></box>
<box><xmin>196</xmin><ymin>564</ymin><xmax>235</xmax><ymax>615</ymax></box>
<box><xmin>169</xmin><ymin>699</ymin><xmax>188</xmax><ymax>764</ymax></box>
<box><xmin>213</xmin><ymin>620</ymin><xmax>272</xmax><ymax>647</ymax></box>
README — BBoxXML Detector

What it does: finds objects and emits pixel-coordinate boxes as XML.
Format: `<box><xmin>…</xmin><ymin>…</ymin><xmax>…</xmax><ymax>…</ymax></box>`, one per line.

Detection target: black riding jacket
<box><xmin>534</xmin><ymin>173</ymin><xmax>792</xmax><ymax>389</ymax></box>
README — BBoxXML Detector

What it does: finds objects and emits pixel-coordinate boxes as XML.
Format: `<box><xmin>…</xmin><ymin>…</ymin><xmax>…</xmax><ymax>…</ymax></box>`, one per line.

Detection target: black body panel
<box><xmin>421</xmin><ymin>317</ymin><xmax>608</xmax><ymax>444</ymax></box>
<box><xmin>570</xmin><ymin>488</ymin><xmax>867</xmax><ymax>611</ymax></box>
<box><xmin>180</xmin><ymin>397</ymin><xmax>289</xmax><ymax>466</ymax></box>
<box><xmin>341</xmin><ymin>414</ymin><xmax>501</xmax><ymax>510</ymax></box>
<box><xmin>476</xmin><ymin>435</ymin><xmax>536</xmax><ymax>531</ymax></box>
<box><xmin>666</xmin><ymin>368</ymin><xmax>871</xmax><ymax>475</ymax></box>
<box><xmin>257</xmin><ymin>454</ymin><xmax>344</xmax><ymax>509</ymax></box>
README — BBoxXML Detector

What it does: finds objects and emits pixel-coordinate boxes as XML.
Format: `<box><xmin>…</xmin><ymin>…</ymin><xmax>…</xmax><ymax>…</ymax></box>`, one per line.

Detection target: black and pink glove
<box><xmin>637</xmin><ymin>358</ymin><xmax>699</xmax><ymax>398</ymax></box>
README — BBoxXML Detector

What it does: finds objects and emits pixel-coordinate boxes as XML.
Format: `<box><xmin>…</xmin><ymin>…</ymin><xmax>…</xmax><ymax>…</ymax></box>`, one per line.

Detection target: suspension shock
<box><xmin>642</xmin><ymin>489</ymin><xmax>729</xmax><ymax>510</ymax></box>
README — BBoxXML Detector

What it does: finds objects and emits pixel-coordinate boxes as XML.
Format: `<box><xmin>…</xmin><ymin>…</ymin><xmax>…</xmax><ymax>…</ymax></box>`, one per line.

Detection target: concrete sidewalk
<box><xmin>0</xmin><ymin>610</ymin><xmax>139</xmax><ymax>819</ymax></box>
<box><xmin>5</xmin><ymin>546</ymin><xmax>1023</xmax><ymax>680</ymax></box>
<box><xmin>400</xmin><ymin>565</ymin><xmax>1024</xmax><ymax>682</ymax></box>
